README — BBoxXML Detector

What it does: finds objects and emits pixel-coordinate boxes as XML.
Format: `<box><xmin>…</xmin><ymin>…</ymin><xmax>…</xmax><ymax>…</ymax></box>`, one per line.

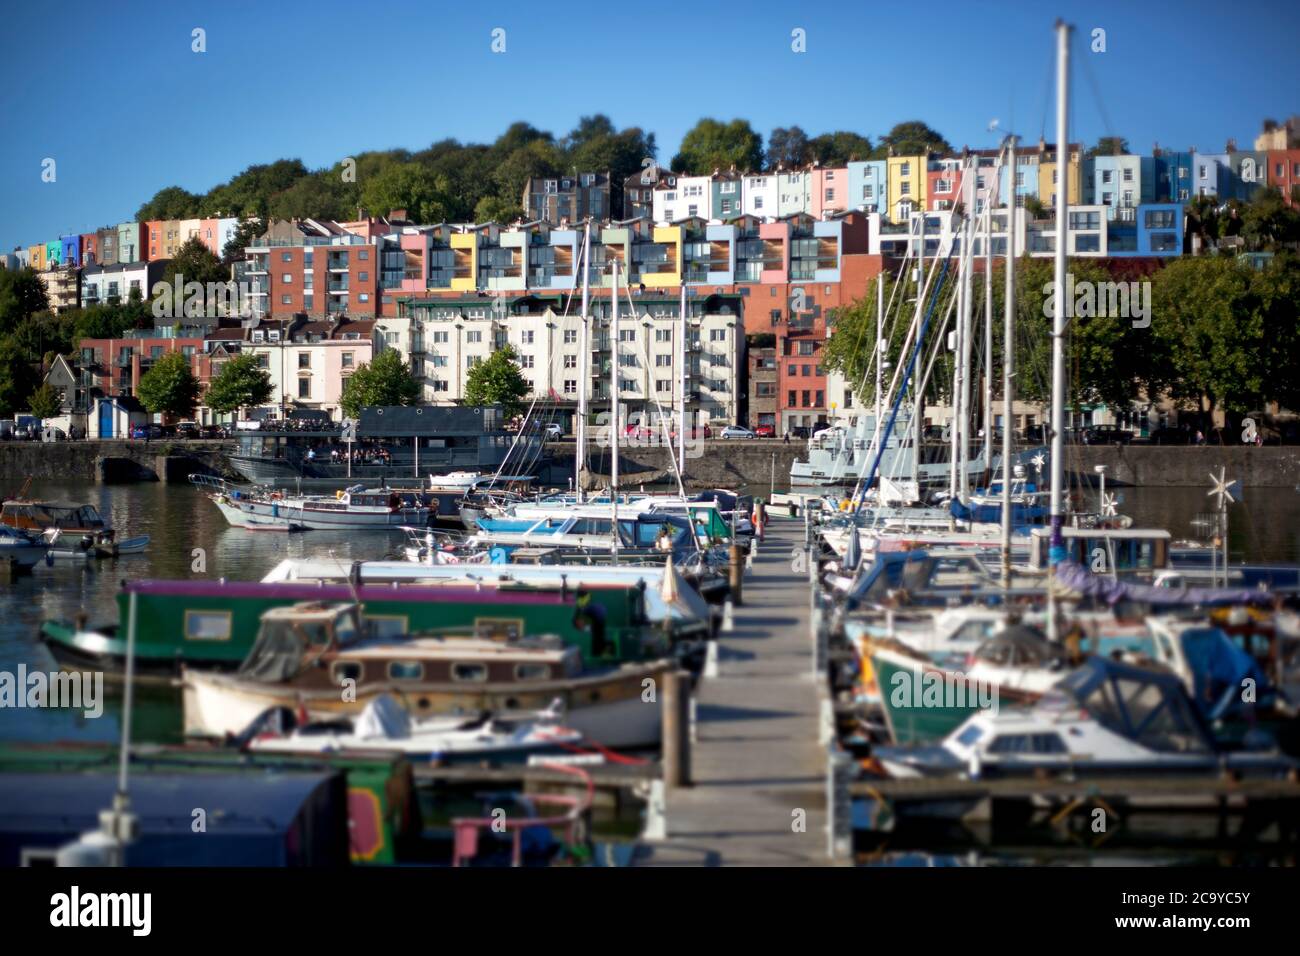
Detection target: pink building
<box><xmin>809</xmin><ymin>166</ymin><xmax>850</xmax><ymax>219</ymax></box>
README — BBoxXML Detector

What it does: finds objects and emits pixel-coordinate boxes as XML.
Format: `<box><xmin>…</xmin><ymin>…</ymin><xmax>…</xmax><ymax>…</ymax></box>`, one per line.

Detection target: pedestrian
<box><xmin>1195</xmin><ymin>429</ymin><xmax>1205</xmax><ymax>446</ymax></box>
<box><xmin>783</xmin><ymin>431</ymin><xmax>790</xmax><ymax>445</ymax></box>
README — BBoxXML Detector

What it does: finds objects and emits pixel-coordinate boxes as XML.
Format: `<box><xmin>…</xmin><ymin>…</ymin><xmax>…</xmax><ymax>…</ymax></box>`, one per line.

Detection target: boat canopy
<box><xmin>1044</xmin><ymin>657</ymin><xmax>1215</xmax><ymax>755</ymax></box>
<box><xmin>972</xmin><ymin>625</ymin><xmax>1069</xmax><ymax>669</ymax></box>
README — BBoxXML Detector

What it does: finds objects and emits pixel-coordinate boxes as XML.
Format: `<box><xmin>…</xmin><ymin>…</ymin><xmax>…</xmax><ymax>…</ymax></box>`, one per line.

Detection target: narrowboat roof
<box><xmin>342</xmin><ymin>636</ymin><xmax>576</xmax><ymax>662</ymax></box>
<box><xmin>122</xmin><ymin>579</ymin><xmax>577</xmax><ymax>606</ymax></box>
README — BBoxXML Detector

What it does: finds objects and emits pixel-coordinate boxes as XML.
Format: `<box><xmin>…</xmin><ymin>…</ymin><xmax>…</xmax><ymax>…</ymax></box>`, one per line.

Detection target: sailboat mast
<box><xmin>1048</xmin><ymin>20</ymin><xmax>1072</xmax><ymax>638</ymax></box>
<box><xmin>678</xmin><ymin>283</ymin><xmax>687</xmax><ymax>473</ymax></box>
<box><xmin>910</xmin><ymin>215</ymin><xmax>924</xmax><ymax>490</ymax></box>
<box><xmin>874</xmin><ymin>272</ymin><xmax>884</xmax><ymax>437</ymax></box>
<box><xmin>1001</xmin><ymin>136</ymin><xmax>1018</xmax><ymax>588</ymax></box>
<box><xmin>958</xmin><ymin>161</ymin><xmax>976</xmax><ymax>504</ymax></box>
<box><xmin>577</xmin><ymin>220</ymin><xmax>591</xmax><ymax>497</ymax></box>
<box><xmin>982</xmin><ymin>174</ymin><xmax>994</xmax><ymax>474</ymax></box>
<box><xmin>610</xmin><ymin>257</ymin><xmax>621</xmax><ymax>559</ymax></box>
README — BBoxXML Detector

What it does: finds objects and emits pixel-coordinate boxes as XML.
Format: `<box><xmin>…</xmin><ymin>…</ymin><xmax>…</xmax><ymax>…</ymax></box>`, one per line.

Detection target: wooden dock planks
<box><xmin>634</xmin><ymin>519</ymin><xmax>832</xmax><ymax>866</ymax></box>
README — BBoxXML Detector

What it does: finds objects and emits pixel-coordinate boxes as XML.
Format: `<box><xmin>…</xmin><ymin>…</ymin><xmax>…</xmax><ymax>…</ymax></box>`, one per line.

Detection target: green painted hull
<box><xmin>41</xmin><ymin>580</ymin><xmax>668</xmax><ymax>673</ymax></box>
<box><xmin>871</xmin><ymin>653</ymin><xmax>983</xmax><ymax>745</ymax></box>
<box><xmin>0</xmin><ymin>742</ymin><xmax>415</xmax><ymax>865</ymax></box>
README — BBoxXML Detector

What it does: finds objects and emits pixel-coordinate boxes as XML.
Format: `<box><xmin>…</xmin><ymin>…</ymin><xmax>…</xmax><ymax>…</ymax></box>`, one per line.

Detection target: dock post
<box><xmin>728</xmin><ymin>543</ymin><xmax>744</xmax><ymax>605</ymax></box>
<box><xmin>662</xmin><ymin>669</ymin><xmax>693</xmax><ymax>788</ymax></box>
<box><xmin>827</xmin><ymin>747</ymin><xmax>854</xmax><ymax>863</ymax></box>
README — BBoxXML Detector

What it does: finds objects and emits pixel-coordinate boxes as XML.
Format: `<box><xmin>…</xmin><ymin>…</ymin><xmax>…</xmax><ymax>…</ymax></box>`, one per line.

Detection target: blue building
<box><xmin>846</xmin><ymin>160</ymin><xmax>887</xmax><ymax>214</ymax></box>
<box><xmin>1153</xmin><ymin>151</ymin><xmax>1193</xmax><ymax>203</ymax></box>
<box><xmin>59</xmin><ymin>235</ymin><xmax>80</xmax><ymax>268</ymax></box>
<box><xmin>1107</xmin><ymin>203</ymin><xmax>1183</xmax><ymax>257</ymax></box>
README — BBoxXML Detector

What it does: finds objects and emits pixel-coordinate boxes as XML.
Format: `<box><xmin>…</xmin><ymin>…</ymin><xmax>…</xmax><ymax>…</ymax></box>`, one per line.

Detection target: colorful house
<box><xmin>886</xmin><ymin>154</ymin><xmax>927</xmax><ymax>222</ymax></box>
<box><xmin>847</xmin><ymin>160</ymin><xmax>886</xmax><ymax>214</ymax></box>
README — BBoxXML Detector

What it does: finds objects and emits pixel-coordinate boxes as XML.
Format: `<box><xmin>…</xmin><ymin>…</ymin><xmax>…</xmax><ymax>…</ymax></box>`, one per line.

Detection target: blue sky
<box><xmin>2</xmin><ymin>0</ymin><xmax>1297</xmax><ymax>252</ymax></box>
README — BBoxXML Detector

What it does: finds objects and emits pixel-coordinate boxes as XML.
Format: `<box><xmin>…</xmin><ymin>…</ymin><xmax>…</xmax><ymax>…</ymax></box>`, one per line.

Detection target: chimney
<box><xmin>1225</xmin><ymin>138</ymin><xmax>1237</xmax><ymax>153</ymax></box>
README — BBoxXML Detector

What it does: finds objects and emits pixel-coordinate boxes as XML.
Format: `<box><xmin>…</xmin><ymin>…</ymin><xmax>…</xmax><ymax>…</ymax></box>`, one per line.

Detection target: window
<box><xmin>359</xmin><ymin>271</ymin><xmax>368</xmax><ymax>281</ymax></box>
<box><xmin>900</xmin><ymin>162</ymin><xmax>910</xmax><ymax>176</ymax></box>
<box><xmin>521</xmin><ymin>330</ymin><xmax>534</xmax><ymax>344</ymax></box>
<box><xmin>281</xmin><ymin>294</ymin><xmax>292</xmax><ymax>305</ymax></box>
<box><xmin>753</xmin><ymin>196</ymin><xmax>764</xmax><ymax>210</ymax></box>
<box><xmin>388</xmin><ymin>661</ymin><xmax>423</xmax><ymax>680</ymax></box>
<box><xmin>656</xmin><ymin>354</ymin><xmax>672</xmax><ymax>367</ymax></box>
<box><xmin>563</xmin><ymin>329</ymin><xmax>577</xmax><ymax>344</ymax></box>
<box><xmin>824</xmin><ymin>189</ymin><xmax>835</xmax><ymax>202</ymax></box>
<box><xmin>563</xmin><ymin>354</ymin><xmax>577</xmax><ymax>369</ymax></box>
<box><xmin>1150</xmin><ymin>233</ymin><xmax>1178</xmax><ymax>252</ymax></box>
<box><xmin>342</xmin><ymin>352</ymin><xmax>354</xmax><ymax>368</ymax></box>
<box><xmin>282</xmin><ymin>252</ymin><xmax>292</xmax><ymax>262</ymax></box>
<box><xmin>1101</xmin><ymin>169</ymin><xmax>1112</xmax><ymax>184</ymax></box>
<box><xmin>563</xmin><ymin>379</ymin><xmax>577</xmax><ymax>394</ymax></box>
<box><xmin>787</xmin><ymin>390</ymin><xmax>796</xmax><ymax>406</ymax></box>
<box><xmin>710</xmin><ymin>329</ymin><xmax>726</xmax><ymax>341</ymax></box>
<box><xmin>183</xmin><ymin>611</ymin><xmax>231</xmax><ymax>641</ymax></box>
<box><xmin>298</xmin><ymin>353</ymin><xmax>310</xmax><ymax>368</ymax></box>
<box><xmin>862</xmin><ymin>185</ymin><xmax>873</xmax><ymax>199</ymax></box>
<box><xmin>788</xmin><ymin>365</ymin><xmax>798</xmax><ymax>377</ymax></box>
<box><xmin>432</xmin><ymin>379</ymin><xmax>449</xmax><ymax>392</ymax></box>
<box><xmin>451</xmin><ymin>662</ymin><xmax>487</xmax><ymax>682</ymax></box>
<box><xmin>1145</xmin><ymin>209</ymin><xmax>1175</xmax><ymax>229</ymax></box>
<box><xmin>433</xmin><ymin>330</ymin><xmax>449</xmax><ymax>344</ymax></box>
<box><xmin>655</xmin><ymin>329</ymin><xmax>671</xmax><ymax>343</ymax></box>
<box><xmin>358</xmin><ymin>293</ymin><xmax>369</xmax><ymax>303</ymax></box>
<box><xmin>720</xmin><ymin>181</ymin><xmax>736</xmax><ymax>194</ymax></box>
<box><xmin>358</xmin><ymin>250</ymin><xmax>368</xmax><ymax>260</ymax></box>
<box><xmin>656</xmin><ymin>379</ymin><xmax>671</xmax><ymax>392</ymax></box>
<box><xmin>281</xmin><ymin>273</ymin><xmax>292</xmax><ymax>283</ymax></box>
<box><xmin>1123</xmin><ymin>167</ymin><xmax>1133</xmax><ymax>182</ymax></box>
<box><xmin>296</xmin><ymin>377</ymin><xmax>310</xmax><ymax>399</ymax></box>
<box><xmin>466</xmin><ymin>331</ymin><xmax>482</xmax><ymax>343</ymax></box>
<box><xmin>688</xmin><ymin>205</ymin><xmax>698</xmax><ymax>218</ymax></box>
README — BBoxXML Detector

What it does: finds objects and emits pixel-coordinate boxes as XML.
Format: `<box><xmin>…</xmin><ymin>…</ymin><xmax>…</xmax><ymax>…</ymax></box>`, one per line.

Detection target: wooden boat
<box><xmin>196</xmin><ymin>476</ymin><xmax>432</xmax><ymax>531</ymax></box>
<box><xmin>0</xmin><ymin>497</ymin><xmax>147</xmax><ymax>557</ymax></box>
<box><xmin>183</xmin><ymin>602</ymin><xmax>671</xmax><ymax>748</ymax></box>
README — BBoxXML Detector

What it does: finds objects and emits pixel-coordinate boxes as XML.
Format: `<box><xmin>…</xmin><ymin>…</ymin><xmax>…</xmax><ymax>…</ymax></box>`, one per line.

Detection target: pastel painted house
<box><xmin>1037</xmin><ymin>144</ymin><xmax>1084</xmax><ymax>208</ymax></box>
<box><xmin>886</xmin><ymin>155</ymin><xmax>927</xmax><ymax>222</ymax></box>
<box><xmin>776</xmin><ymin>170</ymin><xmax>811</xmax><ymax>217</ymax></box>
<box><xmin>847</xmin><ymin>160</ymin><xmax>886</xmax><ymax>214</ymax></box>
<box><xmin>1192</xmin><ymin>152</ymin><xmax>1227</xmax><ymax>198</ymax></box>
<box><xmin>711</xmin><ymin>169</ymin><xmax>743</xmax><ymax>220</ymax></box>
<box><xmin>809</xmin><ymin>166</ymin><xmax>849</xmax><ymax>219</ymax></box>
<box><xmin>652</xmin><ymin>177</ymin><xmax>715</xmax><ymax>224</ymax></box>
<box><xmin>681</xmin><ymin>219</ymin><xmax>736</xmax><ymax>285</ymax></box>
<box><xmin>741</xmin><ymin>173</ymin><xmax>777</xmax><ymax>217</ymax></box>
<box><xmin>1090</xmin><ymin>154</ymin><xmax>1151</xmax><ymax>220</ymax></box>
<box><xmin>1153</xmin><ymin>150</ymin><xmax>1194</xmax><ymax>203</ymax></box>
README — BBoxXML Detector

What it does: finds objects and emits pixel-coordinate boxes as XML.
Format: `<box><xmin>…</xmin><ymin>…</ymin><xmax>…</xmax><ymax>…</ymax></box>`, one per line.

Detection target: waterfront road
<box><xmin>633</xmin><ymin>517</ymin><xmax>829</xmax><ymax>866</ymax></box>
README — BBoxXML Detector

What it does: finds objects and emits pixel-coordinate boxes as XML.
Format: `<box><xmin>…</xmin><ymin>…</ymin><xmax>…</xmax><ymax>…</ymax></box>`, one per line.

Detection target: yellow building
<box><xmin>1038</xmin><ymin>147</ymin><xmax>1083</xmax><ymax>208</ymax></box>
<box><xmin>640</xmin><ymin>225</ymin><xmax>682</xmax><ymax>289</ymax></box>
<box><xmin>28</xmin><ymin>244</ymin><xmax>46</xmax><ymax>271</ymax></box>
<box><xmin>449</xmin><ymin>232</ymin><xmax>477</xmax><ymax>292</ymax></box>
<box><xmin>886</xmin><ymin>154</ymin><xmax>927</xmax><ymax>221</ymax></box>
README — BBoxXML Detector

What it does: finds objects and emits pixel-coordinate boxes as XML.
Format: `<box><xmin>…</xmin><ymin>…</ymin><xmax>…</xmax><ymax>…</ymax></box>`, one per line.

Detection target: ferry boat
<box><xmin>227</xmin><ymin>406</ymin><xmax>536</xmax><ymax>487</ymax></box>
<box><xmin>183</xmin><ymin>602</ymin><xmax>671</xmax><ymax>747</ymax></box>
<box><xmin>196</xmin><ymin>477</ymin><xmax>433</xmax><ymax>531</ymax></box>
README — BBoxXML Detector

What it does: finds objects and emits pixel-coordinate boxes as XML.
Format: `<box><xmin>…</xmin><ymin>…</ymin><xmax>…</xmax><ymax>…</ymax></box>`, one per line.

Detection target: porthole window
<box><xmin>452</xmin><ymin>662</ymin><xmax>488</xmax><ymax>682</ymax></box>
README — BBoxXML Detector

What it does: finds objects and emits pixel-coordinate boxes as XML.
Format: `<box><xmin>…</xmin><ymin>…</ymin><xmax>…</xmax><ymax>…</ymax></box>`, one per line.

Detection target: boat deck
<box><xmin>633</xmin><ymin>519</ymin><xmax>831</xmax><ymax>866</ymax></box>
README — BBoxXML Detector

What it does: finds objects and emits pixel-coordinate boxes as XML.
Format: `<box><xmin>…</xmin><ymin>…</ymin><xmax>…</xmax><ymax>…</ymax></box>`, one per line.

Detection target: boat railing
<box><xmin>189</xmin><ymin>474</ymin><xmax>236</xmax><ymax>495</ymax></box>
<box><xmin>450</xmin><ymin>761</ymin><xmax>594</xmax><ymax>867</ymax></box>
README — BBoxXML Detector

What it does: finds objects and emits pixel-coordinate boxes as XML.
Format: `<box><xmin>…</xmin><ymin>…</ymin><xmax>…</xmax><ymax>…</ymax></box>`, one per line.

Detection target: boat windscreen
<box><xmin>238</xmin><ymin>621</ymin><xmax>317</xmax><ymax>682</ymax></box>
<box><xmin>1052</xmin><ymin>660</ymin><xmax>1213</xmax><ymax>754</ymax></box>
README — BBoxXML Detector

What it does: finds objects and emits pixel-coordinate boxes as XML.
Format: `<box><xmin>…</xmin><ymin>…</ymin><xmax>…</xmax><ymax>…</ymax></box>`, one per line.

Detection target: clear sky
<box><xmin>2</xmin><ymin>0</ymin><xmax>1297</xmax><ymax>252</ymax></box>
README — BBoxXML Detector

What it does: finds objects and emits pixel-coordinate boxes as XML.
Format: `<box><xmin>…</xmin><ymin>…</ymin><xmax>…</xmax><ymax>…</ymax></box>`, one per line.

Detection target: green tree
<box><xmin>766</xmin><ymin>126</ymin><xmax>812</xmax><ymax>168</ymax></box>
<box><xmin>809</xmin><ymin>131</ymin><xmax>874</xmax><ymax>165</ymax></box>
<box><xmin>0</xmin><ymin>337</ymin><xmax>39</xmax><ymax>417</ymax></box>
<box><xmin>135</xmin><ymin>185</ymin><xmax>203</xmax><ymax>221</ymax></box>
<box><xmin>474</xmin><ymin>194</ymin><xmax>524</xmax><ymax>224</ymax></box>
<box><xmin>203</xmin><ymin>159</ymin><xmax>310</xmax><ymax>219</ymax></box>
<box><xmin>136</xmin><ymin>352</ymin><xmax>202</xmax><ymax>420</ymax></box>
<box><xmin>0</xmin><ymin>268</ymin><xmax>51</xmax><ymax>336</ymax></box>
<box><xmin>671</xmin><ymin>119</ymin><xmax>764</xmax><ymax>174</ymax></box>
<box><xmin>1239</xmin><ymin>187</ymin><xmax>1300</xmax><ymax>250</ymax></box>
<box><xmin>873</xmin><ymin>121</ymin><xmax>951</xmax><ymax>157</ymax></box>
<box><xmin>339</xmin><ymin>349</ymin><xmax>420</xmax><ymax>417</ymax></box>
<box><xmin>28</xmin><ymin>382</ymin><xmax>63</xmax><ymax>419</ymax></box>
<box><xmin>1150</xmin><ymin>256</ymin><xmax>1264</xmax><ymax>428</ymax></box>
<box><xmin>1086</xmin><ymin>136</ymin><xmax>1130</xmax><ymax>158</ymax></box>
<box><xmin>222</xmin><ymin>217</ymin><xmax>267</xmax><ymax>264</ymax></box>
<box><xmin>463</xmin><ymin>345</ymin><xmax>529</xmax><ymax>418</ymax></box>
<box><xmin>204</xmin><ymin>353</ymin><xmax>274</xmax><ymax>416</ymax></box>
<box><xmin>160</xmin><ymin>237</ymin><xmax>230</xmax><ymax>319</ymax></box>
<box><xmin>359</xmin><ymin>163</ymin><xmax>450</xmax><ymax>223</ymax></box>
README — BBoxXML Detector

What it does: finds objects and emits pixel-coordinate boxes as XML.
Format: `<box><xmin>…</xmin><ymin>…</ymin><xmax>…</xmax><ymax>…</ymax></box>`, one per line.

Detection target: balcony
<box><xmin>328</xmin><ymin>280</ymin><xmax>350</xmax><ymax>293</ymax></box>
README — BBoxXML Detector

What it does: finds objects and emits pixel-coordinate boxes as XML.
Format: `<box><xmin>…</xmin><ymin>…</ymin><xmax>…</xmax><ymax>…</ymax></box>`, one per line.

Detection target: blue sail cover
<box><xmin>1053</xmin><ymin>559</ymin><xmax>1276</xmax><ymax>606</ymax></box>
<box><xmin>948</xmin><ymin>498</ymin><xmax>1047</xmax><ymax>525</ymax></box>
<box><xmin>1177</xmin><ymin>626</ymin><xmax>1273</xmax><ymax>720</ymax></box>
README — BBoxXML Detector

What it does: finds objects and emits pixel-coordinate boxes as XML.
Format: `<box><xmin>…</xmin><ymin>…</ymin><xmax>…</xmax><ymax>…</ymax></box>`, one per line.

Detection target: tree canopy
<box><xmin>463</xmin><ymin>345</ymin><xmax>529</xmax><ymax>418</ymax></box>
<box><xmin>874</xmin><ymin>121</ymin><xmax>951</xmax><ymax>158</ymax></box>
<box><xmin>204</xmin><ymin>353</ymin><xmax>274</xmax><ymax>415</ymax></box>
<box><xmin>339</xmin><ymin>349</ymin><xmax>420</xmax><ymax>418</ymax></box>
<box><xmin>136</xmin><ymin>352</ymin><xmax>202</xmax><ymax>420</ymax></box>
<box><xmin>671</xmin><ymin>119</ymin><xmax>764</xmax><ymax>174</ymax></box>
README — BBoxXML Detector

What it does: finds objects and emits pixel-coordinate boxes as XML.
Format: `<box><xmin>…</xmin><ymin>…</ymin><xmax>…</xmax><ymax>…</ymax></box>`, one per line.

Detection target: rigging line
<box><xmin>1078</xmin><ymin>41</ymin><xmax>1117</xmax><ymax>147</ymax></box>
<box><xmin>853</xmin><ymin>246</ymin><xmax>956</xmax><ymax>518</ymax></box>
<box><xmin>848</xmin><ymin>229</ymin><xmax>946</xmax><ymax>499</ymax></box>
<box><xmin>622</xmin><ymin>281</ymin><xmax>688</xmax><ymax>500</ymax></box>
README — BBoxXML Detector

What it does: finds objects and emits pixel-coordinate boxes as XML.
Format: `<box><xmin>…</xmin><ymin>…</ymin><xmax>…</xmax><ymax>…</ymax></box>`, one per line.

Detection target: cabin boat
<box><xmin>183</xmin><ymin>602</ymin><xmax>671</xmax><ymax>747</ymax></box>
<box><xmin>0</xmin><ymin>525</ymin><xmax>50</xmax><ymax>570</ymax></box>
<box><xmin>0</xmin><ymin>499</ymin><xmax>147</xmax><ymax>557</ymax></box>
<box><xmin>469</xmin><ymin>512</ymin><xmax>700</xmax><ymax>556</ymax></box>
<box><xmin>873</xmin><ymin>656</ymin><xmax>1298</xmax><ymax>784</ymax></box>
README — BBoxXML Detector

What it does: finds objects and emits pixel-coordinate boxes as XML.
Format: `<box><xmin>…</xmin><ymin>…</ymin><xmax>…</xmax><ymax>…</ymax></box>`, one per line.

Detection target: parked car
<box><xmin>789</xmin><ymin>425</ymin><xmax>811</xmax><ymax>440</ymax></box>
<box><xmin>540</xmin><ymin>423</ymin><xmax>563</xmax><ymax>440</ymax></box>
<box><xmin>754</xmin><ymin>424</ymin><xmax>776</xmax><ymax>438</ymax></box>
<box><xmin>176</xmin><ymin>421</ymin><xmax>199</xmax><ymax>439</ymax></box>
<box><xmin>1081</xmin><ymin>424</ymin><xmax>1134</xmax><ymax>445</ymax></box>
<box><xmin>131</xmin><ymin>424</ymin><xmax>164</xmax><ymax>440</ymax></box>
<box><xmin>200</xmin><ymin>424</ymin><xmax>230</xmax><ymax>439</ymax></box>
<box><xmin>719</xmin><ymin>425</ymin><xmax>756</xmax><ymax>439</ymax></box>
